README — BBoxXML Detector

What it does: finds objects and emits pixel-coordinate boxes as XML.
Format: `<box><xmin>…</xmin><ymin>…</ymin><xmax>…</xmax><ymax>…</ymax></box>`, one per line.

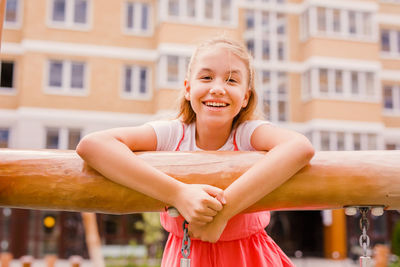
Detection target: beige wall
<box><xmin>156</xmin><ymin>23</ymin><xmax>240</xmax><ymax>45</ymax></box>
<box><xmin>301</xmin><ymin>38</ymin><xmax>379</xmax><ymax>61</ymax></box>
<box><xmin>379</xmin><ymin>2</ymin><xmax>400</xmax><ymax>14</ymax></box>
<box><xmin>302</xmin><ymin>100</ymin><xmax>382</xmax><ymax>122</ymax></box>
<box><xmin>383</xmin><ymin>116</ymin><xmax>400</xmax><ymax>127</ymax></box>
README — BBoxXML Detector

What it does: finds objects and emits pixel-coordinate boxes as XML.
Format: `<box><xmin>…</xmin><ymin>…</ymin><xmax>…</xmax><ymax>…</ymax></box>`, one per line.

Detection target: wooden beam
<box><xmin>0</xmin><ymin>149</ymin><xmax>399</xmax><ymax>214</ymax></box>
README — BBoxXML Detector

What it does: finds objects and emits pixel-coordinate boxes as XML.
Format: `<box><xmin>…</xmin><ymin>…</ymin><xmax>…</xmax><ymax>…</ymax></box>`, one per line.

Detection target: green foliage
<box><xmin>135</xmin><ymin>213</ymin><xmax>164</xmax><ymax>260</ymax></box>
<box><xmin>389</xmin><ymin>260</ymin><xmax>400</xmax><ymax>267</ymax></box>
<box><xmin>135</xmin><ymin>213</ymin><xmax>163</xmax><ymax>245</ymax></box>
<box><xmin>392</xmin><ymin>221</ymin><xmax>400</xmax><ymax>256</ymax></box>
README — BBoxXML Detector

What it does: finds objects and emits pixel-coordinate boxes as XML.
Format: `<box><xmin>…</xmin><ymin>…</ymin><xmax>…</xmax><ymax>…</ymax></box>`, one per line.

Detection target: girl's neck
<box><xmin>195</xmin><ymin>120</ymin><xmax>233</xmax><ymax>150</ymax></box>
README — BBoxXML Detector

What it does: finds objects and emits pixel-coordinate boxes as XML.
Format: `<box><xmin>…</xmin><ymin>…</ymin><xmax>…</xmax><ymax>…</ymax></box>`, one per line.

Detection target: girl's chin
<box><xmin>196</xmin><ymin>116</ymin><xmax>234</xmax><ymax>127</ymax></box>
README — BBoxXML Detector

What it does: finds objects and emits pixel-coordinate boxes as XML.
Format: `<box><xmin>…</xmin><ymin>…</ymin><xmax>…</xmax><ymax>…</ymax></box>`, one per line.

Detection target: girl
<box><xmin>76</xmin><ymin>37</ymin><xmax>314</xmax><ymax>266</ymax></box>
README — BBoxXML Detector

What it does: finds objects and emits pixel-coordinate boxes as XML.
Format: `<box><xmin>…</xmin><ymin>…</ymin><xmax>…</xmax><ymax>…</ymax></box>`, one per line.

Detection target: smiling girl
<box><xmin>76</xmin><ymin>37</ymin><xmax>314</xmax><ymax>266</ymax></box>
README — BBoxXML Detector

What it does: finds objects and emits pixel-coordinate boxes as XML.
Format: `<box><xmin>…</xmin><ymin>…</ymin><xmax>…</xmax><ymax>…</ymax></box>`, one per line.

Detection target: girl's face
<box><xmin>184</xmin><ymin>46</ymin><xmax>250</xmax><ymax>128</ymax></box>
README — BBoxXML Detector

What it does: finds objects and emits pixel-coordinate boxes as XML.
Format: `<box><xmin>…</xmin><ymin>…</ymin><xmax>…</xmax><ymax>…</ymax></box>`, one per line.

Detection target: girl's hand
<box><xmin>173</xmin><ymin>184</ymin><xmax>226</xmax><ymax>225</ymax></box>
<box><xmin>188</xmin><ymin>214</ymin><xmax>228</xmax><ymax>243</ymax></box>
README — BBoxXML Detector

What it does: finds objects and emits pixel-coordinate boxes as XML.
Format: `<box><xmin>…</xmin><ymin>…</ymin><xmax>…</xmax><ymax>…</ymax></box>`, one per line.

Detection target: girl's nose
<box><xmin>209</xmin><ymin>82</ymin><xmax>226</xmax><ymax>95</ymax></box>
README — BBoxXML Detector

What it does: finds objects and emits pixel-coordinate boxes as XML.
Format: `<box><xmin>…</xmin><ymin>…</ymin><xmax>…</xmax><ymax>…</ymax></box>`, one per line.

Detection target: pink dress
<box><xmin>148</xmin><ymin>120</ymin><xmax>294</xmax><ymax>266</ymax></box>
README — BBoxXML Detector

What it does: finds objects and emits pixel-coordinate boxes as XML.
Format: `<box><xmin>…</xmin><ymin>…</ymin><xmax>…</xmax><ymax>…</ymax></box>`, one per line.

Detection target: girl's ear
<box><xmin>184</xmin><ymin>79</ymin><xmax>191</xmax><ymax>100</ymax></box>
<box><xmin>242</xmin><ymin>89</ymin><xmax>251</xmax><ymax>108</ymax></box>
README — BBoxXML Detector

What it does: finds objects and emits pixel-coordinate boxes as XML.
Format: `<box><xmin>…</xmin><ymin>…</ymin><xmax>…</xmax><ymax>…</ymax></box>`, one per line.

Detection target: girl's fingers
<box><xmin>201</xmin><ymin>207</ymin><xmax>218</xmax><ymax>217</ymax></box>
<box><xmin>205</xmin><ymin>197</ymin><xmax>223</xmax><ymax>212</ymax></box>
<box><xmin>203</xmin><ymin>185</ymin><xmax>226</xmax><ymax>204</ymax></box>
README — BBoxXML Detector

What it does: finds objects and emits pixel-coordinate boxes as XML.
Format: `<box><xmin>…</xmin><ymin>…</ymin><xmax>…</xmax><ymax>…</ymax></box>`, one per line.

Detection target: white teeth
<box><xmin>205</xmin><ymin>102</ymin><xmax>227</xmax><ymax>107</ymax></box>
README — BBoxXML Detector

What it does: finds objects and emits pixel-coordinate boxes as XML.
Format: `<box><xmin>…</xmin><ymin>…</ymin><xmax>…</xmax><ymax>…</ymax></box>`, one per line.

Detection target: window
<box><xmin>319</xmin><ymin>69</ymin><xmax>328</xmax><ymax>94</ymax></box>
<box><xmin>5</xmin><ymin>0</ymin><xmax>20</xmax><ymax>26</ymax></box>
<box><xmin>262</xmin><ymin>40</ymin><xmax>270</xmax><ymax>61</ymax></box>
<box><xmin>381</xmin><ymin>30</ymin><xmax>391</xmax><ymax>52</ymax></box>
<box><xmin>333</xmin><ymin>9</ymin><xmax>341</xmax><ymax>33</ymax></box>
<box><xmin>167</xmin><ymin>56</ymin><xmax>179</xmax><ymax>83</ymax></box>
<box><xmin>246</xmin><ymin>10</ymin><xmax>255</xmax><ymax>30</ymax></box>
<box><xmin>221</xmin><ymin>0</ymin><xmax>231</xmax><ymax>22</ymax></box>
<box><xmin>50</xmin><ymin>0</ymin><xmax>89</xmax><ymax>28</ymax></box>
<box><xmin>348</xmin><ymin>11</ymin><xmax>357</xmax><ymax>35</ymax></box>
<box><xmin>204</xmin><ymin>0</ymin><xmax>214</xmax><ymax>20</ymax></box>
<box><xmin>0</xmin><ymin>61</ymin><xmax>15</xmax><ymax>91</ymax></box>
<box><xmin>186</xmin><ymin>0</ymin><xmax>196</xmax><ymax>18</ymax></box>
<box><xmin>164</xmin><ymin>0</ymin><xmax>233</xmax><ymax>24</ymax></box>
<box><xmin>123</xmin><ymin>65</ymin><xmax>151</xmax><ymax>99</ymax></box>
<box><xmin>335</xmin><ymin>70</ymin><xmax>343</xmax><ymax>93</ymax></box>
<box><xmin>125</xmin><ymin>2</ymin><xmax>151</xmax><ymax>34</ymax></box>
<box><xmin>245</xmin><ymin>11</ymin><xmax>286</xmax><ymax>62</ymax></box>
<box><xmin>317</xmin><ymin>7</ymin><xmax>326</xmax><ymax>32</ymax></box>
<box><xmin>320</xmin><ymin>131</ymin><xmax>330</xmax><ymax>151</ymax></box>
<box><xmin>353</xmin><ymin>133</ymin><xmax>361</xmax><ymax>150</ymax></box>
<box><xmin>383</xmin><ymin>85</ymin><xmax>400</xmax><ymax>112</ymax></box>
<box><xmin>47</xmin><ymin>60</ymin><xmax>87</xmax><ymax>95</ymax></box>
<box><xmin>160</xmin><ymin>55</ymin><xmax>189</xmax><ymax>88</ymax></box>
<box><xmin>46</xmin><ymin>128</ymin><xmax>82</xmax><ymax>149</ymax></box>
<box><xmin>381</xmin><ymin>29</ymin><xmax>400</xmax><ymax>56</ymax></box>
<box><xmin>261</xmin><ymin>71</ymin><xmax>288</xmax><ymax>122</ymax></box>
<box><xmin>68</xmin><ymin>129</ymin><xmax>81</xmax><ymax>150</ymax></box>
<box><xmin>304</xmin><ymin>7</ymin><xmax>374</xmax><ymax>40</ymax></box>
<box><xmin>168</xmin><ymin>0</ymin><xmax>179</xmax><ymax>16</ymax></box>
<box><xmin>0</xmin><ymin>129</ymin><xmax>9</xmax><ymax>148</ymax></box>
<box><xmin>246</xmin><ymin>39</ymin><xmax>255</xmax><ymax>57</ymax></box>
<box><xmin>351</xmin><ymin>72</ymin><xmax>359</xmax><ymax>95</ymax></box>
<box><xmin>303</xmin><ymin>68</ymin><xmax>376</xmax><ymax>100</ymax></box>
<box><xmin>311</xmin><ymin>131</ymin><xmax>379</xmax><ymax>151</ymax></box>
<box><xmin>46</xmin><ymin>128</ymin><xmax>60</xmax><ymax>149</ymax></box>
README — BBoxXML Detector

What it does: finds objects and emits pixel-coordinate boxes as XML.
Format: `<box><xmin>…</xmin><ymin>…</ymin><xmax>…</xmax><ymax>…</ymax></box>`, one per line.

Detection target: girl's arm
<box><xmin>189</xmin><ymin>124</ymin><xmax>315</xmax><ymax>242</ymax></box>
<box><xmin>76</xmin><ymin>124</ymin><xmax>224</xmax><ymax>225</ymax></box>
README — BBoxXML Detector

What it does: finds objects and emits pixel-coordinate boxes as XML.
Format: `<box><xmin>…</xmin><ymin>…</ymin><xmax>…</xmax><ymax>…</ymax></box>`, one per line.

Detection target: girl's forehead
<box><xmin>193</xmin><ymin>46</ymin><xmax>247</xmax><ymax>72</ymax></box>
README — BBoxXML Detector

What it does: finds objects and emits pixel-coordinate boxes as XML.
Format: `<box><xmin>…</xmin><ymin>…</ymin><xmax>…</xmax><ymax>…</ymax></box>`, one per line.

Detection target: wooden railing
<box><xmin>1</xmin><ymin>149</ymin><xmax>400</xmax><ymax>213</ymax></box>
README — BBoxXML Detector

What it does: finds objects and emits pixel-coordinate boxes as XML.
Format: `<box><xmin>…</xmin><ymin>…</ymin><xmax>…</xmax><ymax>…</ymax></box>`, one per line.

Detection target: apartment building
<box><xmin>1</xmin><ymin>0</ymin><xmax>399</xmax><ymax>260</ymax></box>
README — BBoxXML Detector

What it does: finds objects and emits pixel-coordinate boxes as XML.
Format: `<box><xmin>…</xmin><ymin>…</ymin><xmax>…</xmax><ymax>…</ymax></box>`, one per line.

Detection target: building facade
<box><xmin>1</xmin><ymin>0</ymin><xmax>400</xmax><ymax>260</ymax></box>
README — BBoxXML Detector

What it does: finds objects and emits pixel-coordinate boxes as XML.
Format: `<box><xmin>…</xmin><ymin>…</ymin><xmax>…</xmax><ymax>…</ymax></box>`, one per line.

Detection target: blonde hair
<box><xmin>177</xmin><ymin>37</ymin><xmax>261</xmax><ymax>128</ymax></box>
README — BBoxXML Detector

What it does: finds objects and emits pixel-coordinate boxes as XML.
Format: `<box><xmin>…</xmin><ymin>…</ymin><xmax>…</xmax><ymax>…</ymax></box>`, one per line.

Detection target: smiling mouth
<box><xmin>203</xmin><ymin>101</ymin><xmax>229</xmax><ymax>107</ymax></box>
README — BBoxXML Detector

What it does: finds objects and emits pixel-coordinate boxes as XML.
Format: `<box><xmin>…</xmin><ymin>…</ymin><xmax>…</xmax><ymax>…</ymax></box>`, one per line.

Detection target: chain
<box><xmin>359</xmin><ymin>207</ymin><xmax>370</xmax><ymax>257</ymax></box>
<box><xmin>181</xmin><ymin>220</ymin><xmax>191</xmax><ymax>259</ymax></box>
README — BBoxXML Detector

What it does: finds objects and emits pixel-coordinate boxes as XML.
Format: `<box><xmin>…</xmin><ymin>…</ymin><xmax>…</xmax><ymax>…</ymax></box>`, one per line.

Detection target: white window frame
<box><xmin>44</xmin><ymin>127</ymin><xmax>82</xmax><ymax>149</ymax></box>
<box><xmin>4</xmin><ymin>0</ymin><xmax>23</xmax><ymax>29</ymax></box>
<box><xmin>244</xmin><ymin>10</ymin><xmax>287</xmax><ymax>63</ymax></box>
<box><xmin>123</xmin><ymin>1</ymin><xmax>153</xmax><ymax>36</ymax></box>
<box><xmin>158</xmin><ymin>0</ymin><xmax>237</xmax><ymax>27</ymax></box>
<box><xmin>312</xmin><ymin>130</ymin><xmax>381</xmax><ymax>151</ymax></box>
<box><xmin>47</xmin><ymin>0</ymin><xmax>92</xmax><ymax>31</ymax></box>
<box><xmin>0</xmin><ymin>61</ymin><xmax>17</xmax><ymax>95</ymax></box>
<box><xmin>301</xmin><ymin>5</ymin><xmax>376</xmax><ymax>42</ymax></box>
<box><xmin>158</xmin><ymin>54</ymin><xmax>189</xmax><ymax>89</ymax></box>
<box><xmin>259</xmin><ymin>70</ymin><xmax>289</xmax><ymax>122</ymax></box>
<box><xmin>121</xmin><ymin>65</ymin><xmax>152</xmax><ymax>100</ymax></box>
<box><xmin>302</xmin><ymin>67</ymin><xmax>379</xmax><ymax>102</ymax></box>
<box><xmin>44</xmin><ymin>60</ymin><xmax>89</xmax><ymax>96</ymax></box>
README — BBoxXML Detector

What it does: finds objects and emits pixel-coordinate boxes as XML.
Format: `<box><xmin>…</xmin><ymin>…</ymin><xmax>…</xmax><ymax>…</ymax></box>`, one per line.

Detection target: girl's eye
<box><xmin>201</xmin><ymin>76</ymin><xmax>212</xmax><ymax>80</ymax></box>
<box><xmin>227</xmin><ymin>78</ymin><xmax>237</xmax><ymax>83</ymax></box>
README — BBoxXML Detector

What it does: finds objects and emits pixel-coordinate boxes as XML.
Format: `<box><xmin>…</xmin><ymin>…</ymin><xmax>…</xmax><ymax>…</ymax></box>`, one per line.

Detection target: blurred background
<box><xmin>1</xmin><ymin>0</ymin><xmax>400</xmax><ymax>266</ymax></box>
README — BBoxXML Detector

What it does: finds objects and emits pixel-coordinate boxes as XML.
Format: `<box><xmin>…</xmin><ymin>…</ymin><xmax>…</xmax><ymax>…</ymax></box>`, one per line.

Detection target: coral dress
<box><xmin>147</xmin><ymin>120</ymin><xmax>294</xmax><ymax>267</ymax></box>
<box><xmin>160</xmin><ymin>212</ymin><xmax>294</xmax><ymax>267</ymax></box>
